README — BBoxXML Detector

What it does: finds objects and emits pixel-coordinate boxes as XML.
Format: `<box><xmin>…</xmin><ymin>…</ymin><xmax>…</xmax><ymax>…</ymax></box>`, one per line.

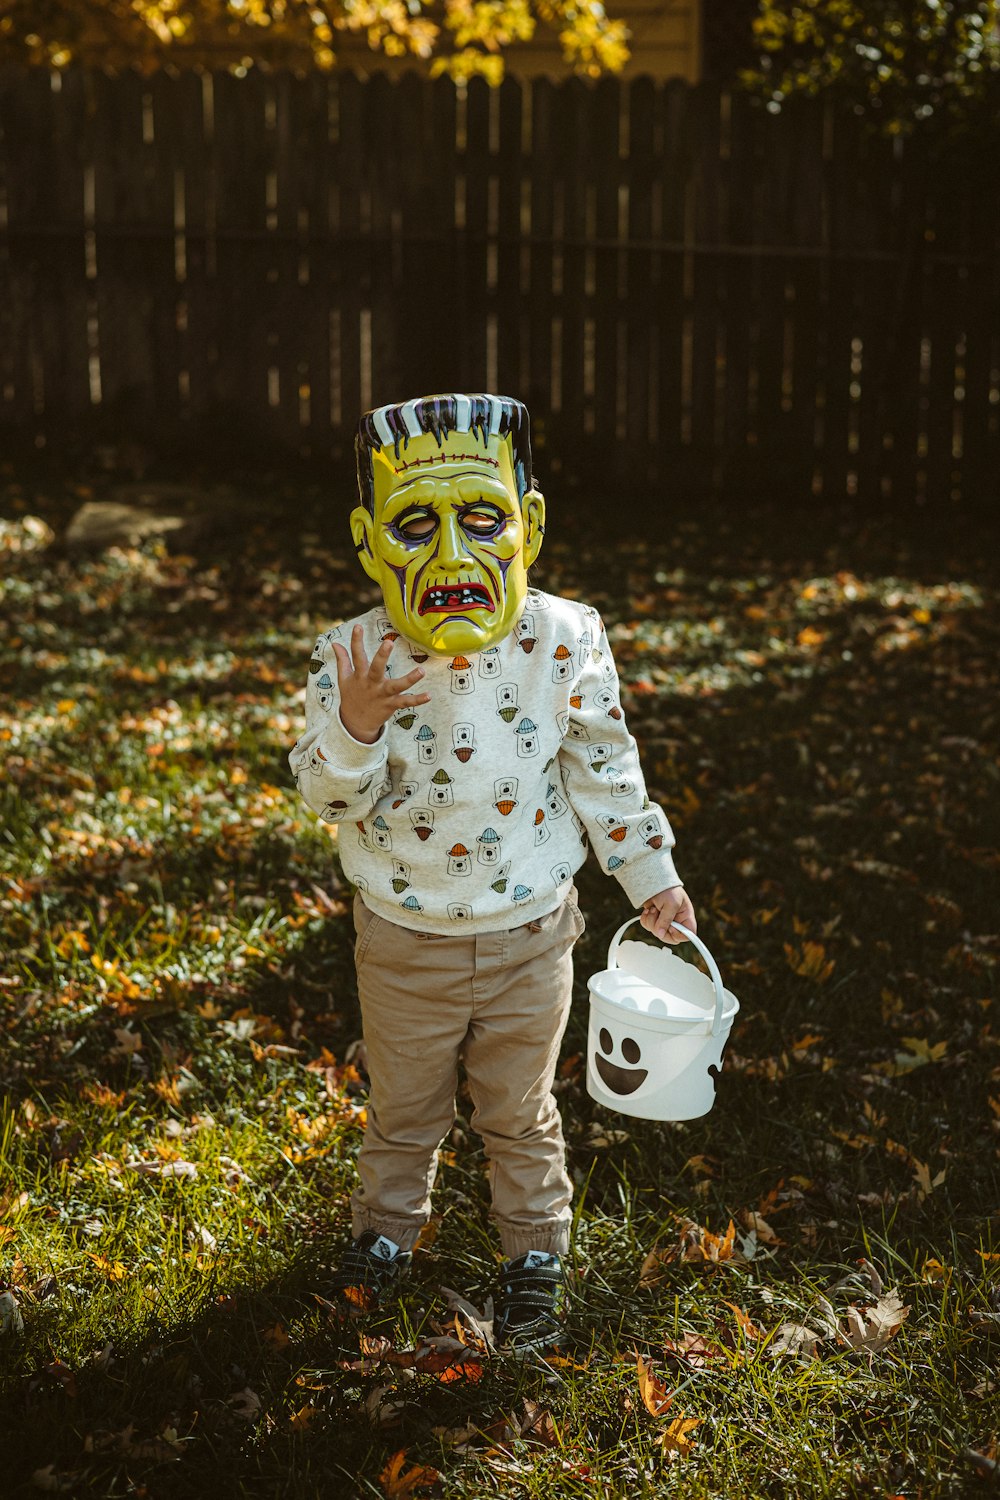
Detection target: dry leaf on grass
<box><xmin>379</xmin><ymin>1448</ymin><xmax>441</xmax><ymax>1497</ymax></box>
<box><xmin>838</xmin><ymin>1288</ymin><xmax>910</xmax><ymax>1353</ymax></box>
<box><xmin>721</xmin><ymin>1300</ymin><xmax>765</xmax><ymax>1342</ymax></box>
<box><xmin>337</xmin><ymin>1333</ymin><xmax>485</xmax><ymax>1383</ymax></box>
<box><xmin>656</xmin><ymin>1415</ymin><xmax>702</xmax><ymax>1461</ymax></box>
<box><xmin>227</xmin><ymin>1388</ymin><xmax>262</xmax><ymax>1422</ymax></box>
<box><xmin>31</xmin><ymin>1466</ymin><xmax>76</xmax><ymax>1492</ymax></box>
<box><xmin>636</xmin><ymin>1352</ymin><xmax>674</xmax><ymax>1416</ymax></box>
<box><xmin>288</xmin><ymin>1402</ymin><xmax>318</xmax><ymax>1430</ymax></box>
<box><xmin>769</xmin><ymin>1322</ymin><xmax>823</xmax><ymax>1359</ymax></box>
<box><xmin>439</xmin><ymin>1285</ymin><xmax>495</xmax><ymax>1352</ymax></box>
<box><xmin>662</xmin><ymin>1331</ymin><xmax>729</xmax><ymax>1368</ymax></box>
<box><xmin>738</xmin><ymin>1209</ymin><xmax>782</xmax><ymax>1245</ymax></box>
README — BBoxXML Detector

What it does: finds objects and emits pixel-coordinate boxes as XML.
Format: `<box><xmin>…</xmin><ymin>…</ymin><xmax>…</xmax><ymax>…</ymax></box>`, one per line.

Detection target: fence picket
<box><xmin>0</xmin><ymin>65</ymin><xmax>995</xmax><ymax>506</ymax></box>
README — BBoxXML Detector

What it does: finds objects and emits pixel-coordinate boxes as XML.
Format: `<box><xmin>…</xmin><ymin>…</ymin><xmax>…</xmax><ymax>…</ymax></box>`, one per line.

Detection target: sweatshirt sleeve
<box><xmin>557</xmin><ymin>613</ymin><xmax>683</xmax><ymax>906</ymax></box>
<box><xmin>287</xmin><ymin>628</ymin><xmax>390</xmax><ymax>824</ymax></box>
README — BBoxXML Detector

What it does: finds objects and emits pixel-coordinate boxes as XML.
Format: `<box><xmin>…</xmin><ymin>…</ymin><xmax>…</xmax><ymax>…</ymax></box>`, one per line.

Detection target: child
<box><xmin>288</xmin><ymin>392</ymin><xmax>697</xmax><ymax>1352</ymax></box>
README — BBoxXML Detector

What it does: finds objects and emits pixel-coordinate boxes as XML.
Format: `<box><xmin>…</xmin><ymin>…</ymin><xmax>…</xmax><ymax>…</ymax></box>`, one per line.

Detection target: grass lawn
<box><xmin>1</xmin><ymin>462</ymin><xmax>998</xmax><ymax>1498</ymax></box>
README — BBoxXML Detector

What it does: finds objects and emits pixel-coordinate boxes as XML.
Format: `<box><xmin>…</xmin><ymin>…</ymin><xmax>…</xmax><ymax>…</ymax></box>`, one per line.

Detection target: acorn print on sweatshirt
<box><xmin>494</xmin><ymin>777</ymin><xmax>518</xmax><ymax>816</ymax></box>
<box><xmin>638</xmin><ymin>814</ymin><xmax>665</xmax><ymax>849</ymax></box>
<box><xmin>496</xmin><ymin>682</ymin><xmax>519</xmax><ymax>722</ymax></box>
<box><xmin>514</xmin><ymin>614</ymin><xmax>536</xmax><ymax>653</ymax></box>
<box><xmin>452</xmin><ymin>723</ymin><xmax>476</xmax><ymax>763</ymax></box>
<box><xmin>596</xmin><ymin>812</ymin><xmax>627</xmax><ymax>843</ymax></box>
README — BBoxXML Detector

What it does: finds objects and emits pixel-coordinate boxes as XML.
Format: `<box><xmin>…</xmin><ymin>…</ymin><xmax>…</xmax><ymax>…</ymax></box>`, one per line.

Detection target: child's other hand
<box><xmin>640</xmin><ymin>886</ymin><xmax>697</xmax><ymax>945</ymax></box>
<box><xmin>331</xmin><ymin>625</ymin><xmax>431</xmax><ymax>745</ymax></box>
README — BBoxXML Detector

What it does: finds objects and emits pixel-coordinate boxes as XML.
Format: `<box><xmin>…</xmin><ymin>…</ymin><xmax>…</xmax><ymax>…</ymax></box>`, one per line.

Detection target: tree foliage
<box><xmin>0</xmin><ymin>0</ymin><xmax>631</xmax><ymax>83</ymax></box>
<box><xmin>741</xmin><ymin>0</ymin><xmax>1000</xmax><ymax>134</ymax></box>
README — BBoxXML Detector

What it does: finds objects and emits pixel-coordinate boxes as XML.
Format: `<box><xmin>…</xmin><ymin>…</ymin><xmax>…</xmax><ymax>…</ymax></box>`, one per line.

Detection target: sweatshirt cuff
<box><xmin>317</xmin><ymin>711</ymin><xmax>388</xmax><ymax>773</ymax></box>
<box><xmin>613</xmin><ymin>847</ymin><xmax>683</xmax><ymax>907</ymax></box>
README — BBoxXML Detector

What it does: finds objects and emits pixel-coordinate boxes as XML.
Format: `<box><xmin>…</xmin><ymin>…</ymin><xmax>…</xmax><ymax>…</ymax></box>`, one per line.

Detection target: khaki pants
<box><xmin>350</xmin><ymin>887</ymin><xmax>586</xmax><ymax>1258</ymax></box>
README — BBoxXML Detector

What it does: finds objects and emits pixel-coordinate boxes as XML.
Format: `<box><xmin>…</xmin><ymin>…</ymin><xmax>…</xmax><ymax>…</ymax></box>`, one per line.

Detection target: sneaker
<box><xmin>493</xmin><ymin>1250</ymin><xmax>565</xmax><ymax>1353</ymax></box>
<box><xmin>326</xmin><ymin>1230</ymin><xmax>412</xmax><ymax>1314</ymax></box>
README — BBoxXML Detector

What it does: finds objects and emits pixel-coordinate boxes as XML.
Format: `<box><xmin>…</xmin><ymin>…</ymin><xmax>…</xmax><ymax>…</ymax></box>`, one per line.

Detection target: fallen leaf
<box><xmin>439</xmin><ymin>1285</ymin><xmax>495</xmax><ymax>1352</ymax></box>
<box><xmin>769</xmin><ymin>1321</ymin><xmax>822</xmax><ymax>1359</ymax></box>
<box><xmin>655</xmin><ymin>1415</ymin><xmax>702</xmax><ymax>1461</ymax></box>
<box><xmin>662</xmin><ymin>1331</ymin><xmax>728</xmax><ymax>1368</ymax></box>
<box><xmin>31</xmin><ymin>1465</ymin><xmax>75</xmax><ymax>1492</ymax></box>
<box><xmin>838</xmin><ymin>1288</ymin><xmax>910</xmax><ymax>1354</ymax></box>
<box><xmin>379</xmin><ymin>1448</ymin><xmax>441</xmax><ymax>1497</ymax></box>
<box><xmin>721</xmin><ymin>1300</ymin><xmax>765</xmax><ymax>1342</ymax></box>
<box><xmin>86</xmin><ymin>1252</ymin><xmax>128</xmax><ymax>1282</ymax></box>
<box><xmin>227</xmin><ymin>1388</ymin><xmax>262</xmax><ymax>1421</ymax></box>
<box><xmin>636</xmin><ymin>1352</ymin><xmax>674</xmax><ymax>1416</ymax></box>
<box><xmin>738</xmin><ymin>1209</ymin><xmax>782</xmax><ymax>1245</ymax></box>
<box><xmin>288</xmin><ymin>1402</ymin><xmax>318</xmax><ymax>1430</ymax></box>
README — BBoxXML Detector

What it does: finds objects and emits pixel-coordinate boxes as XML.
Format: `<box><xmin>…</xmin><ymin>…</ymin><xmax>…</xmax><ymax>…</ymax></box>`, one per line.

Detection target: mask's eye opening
<box><xmin>621</xmin><ymin>1037</ymin><xmax>641</xmax><ymax>1065</ymax></box>
<box><xmin>599</xmin><ymin>1027</ymin><xmax>613</xmax><ymax>1055</ymax></box>
<box><xmin>459</xmin><ymin>502</ymin><xmax>505</xmax><ymax>536</ymax></box>
<box><xmin>393</xmin><ymin>508</ymin><xmax>437</xmax><ymax>541</ymax></box>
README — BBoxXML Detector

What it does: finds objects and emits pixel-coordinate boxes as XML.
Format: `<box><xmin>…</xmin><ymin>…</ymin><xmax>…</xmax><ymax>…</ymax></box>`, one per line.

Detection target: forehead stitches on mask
<box><xmin>391</xmin><ymin>451</ymin><xmax>501</xmax><ymax>476</ymax></box>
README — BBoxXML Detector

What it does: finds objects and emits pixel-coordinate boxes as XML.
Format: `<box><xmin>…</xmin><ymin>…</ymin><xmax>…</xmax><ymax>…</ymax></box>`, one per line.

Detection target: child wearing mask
<box><xmin>288</xmin><ymin>391</ymin><xmax>697</xmax><ymax>1351</ymax></box>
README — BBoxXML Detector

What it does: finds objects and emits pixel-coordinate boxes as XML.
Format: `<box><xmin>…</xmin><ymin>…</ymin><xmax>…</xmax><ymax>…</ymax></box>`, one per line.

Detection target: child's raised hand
<box><xmin>331</xmin><ymin>624</ymin><xmax>431</xmax><ymax>745</ymax></box>
<box><xmin>640</xmin><ymin>886</ymin><xmax>697</xmax><ymax>945</ymax></box>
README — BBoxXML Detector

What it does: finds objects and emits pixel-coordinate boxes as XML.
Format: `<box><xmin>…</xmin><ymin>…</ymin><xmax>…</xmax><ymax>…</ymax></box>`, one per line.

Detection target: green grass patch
<box><xmin>1</xmin><ymin>469</ymin><xmax>998</xmax><ymax>1497</ymax></box>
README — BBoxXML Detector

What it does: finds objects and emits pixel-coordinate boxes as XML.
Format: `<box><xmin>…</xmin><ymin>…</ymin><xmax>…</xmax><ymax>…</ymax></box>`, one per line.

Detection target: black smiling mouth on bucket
<box><xmin>594</xmin><ymin>1052</ymin><xmax>648</xmax><ymax>1096</ymax></box>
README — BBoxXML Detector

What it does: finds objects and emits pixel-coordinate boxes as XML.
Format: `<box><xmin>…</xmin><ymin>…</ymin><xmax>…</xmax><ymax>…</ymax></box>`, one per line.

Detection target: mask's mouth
<box><xmin>419</xmin><ymin>582</ymin><xmax>494</xmax><ymax>615</ymax></box>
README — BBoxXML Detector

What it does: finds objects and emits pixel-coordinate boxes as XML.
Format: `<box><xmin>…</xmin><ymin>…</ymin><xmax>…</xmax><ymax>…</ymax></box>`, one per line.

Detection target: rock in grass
<box><xmin>64</xmin><ymin>500</ymin><xmax>197</xmax><ymax>553</ymax></box>
<box><xmin>0</xmin><ymin>1290</ymin><xmax>24</xmax><ymax>1337</ymax></box>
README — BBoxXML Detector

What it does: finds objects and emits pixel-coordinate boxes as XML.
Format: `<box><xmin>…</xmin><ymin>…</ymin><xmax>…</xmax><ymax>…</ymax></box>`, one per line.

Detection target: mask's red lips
<box><xmin>419</xmin><ymin>583</ymin><xmax>495</xmax><ymax>615</ymax></box>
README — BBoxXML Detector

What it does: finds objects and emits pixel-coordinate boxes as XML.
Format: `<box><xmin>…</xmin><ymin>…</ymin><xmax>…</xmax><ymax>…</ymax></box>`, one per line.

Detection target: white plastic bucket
<box><xmin>586</xmin><ymin>917</ymin><xmax>740</xmax><ymax>1121</ymax></box>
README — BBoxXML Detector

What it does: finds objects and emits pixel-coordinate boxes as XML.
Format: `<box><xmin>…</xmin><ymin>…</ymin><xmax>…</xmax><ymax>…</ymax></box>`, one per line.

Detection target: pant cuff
<box><xmin>351</xmin><ymin>1205</ymin><xmax>425</xmax><ymax>1254</ymax></box>
<box><xmin>495</xmin><ymin>1220</ymin><xmax>572</xmax><ymax>1259</ymax></box>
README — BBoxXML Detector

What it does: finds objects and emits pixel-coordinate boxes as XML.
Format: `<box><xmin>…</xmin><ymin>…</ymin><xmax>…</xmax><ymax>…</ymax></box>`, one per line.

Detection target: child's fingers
<box><xmin>366</xmin><ymin>635</ymin><xmax>395</xmax><ymax>682</ymax></box>
<box><xmin>398</xmin><ymin>664</ymin><xmax>426</xmax><ymax>688</ymax></box>
<box><xmin>331</xmin><ymin>641</ymin><xmax>351</xmax><ymax>683</ymax></box>
<box><xmin>349</xmin><ymin>622</ymin><xmax>369</xmax><ymax>677</ymax></box>
<box><xmin>392</xmin><ymin>691</ymin><xmax>432</xmax><ymax>708</ymax></box>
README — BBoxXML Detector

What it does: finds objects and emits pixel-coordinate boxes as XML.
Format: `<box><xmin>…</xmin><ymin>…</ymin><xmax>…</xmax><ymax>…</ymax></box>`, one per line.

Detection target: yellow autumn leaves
<box><xmin>1</xmin><ymin>0</ymin><xmax>633</xmax><ymax>83</ymax></box>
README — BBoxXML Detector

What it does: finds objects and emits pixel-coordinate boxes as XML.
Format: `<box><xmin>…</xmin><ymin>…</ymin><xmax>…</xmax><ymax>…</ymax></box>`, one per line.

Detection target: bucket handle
<box><xmin>607</xmin><ymin>917</ymin><xmax>727</xmax><ymax>1037</ymax></box>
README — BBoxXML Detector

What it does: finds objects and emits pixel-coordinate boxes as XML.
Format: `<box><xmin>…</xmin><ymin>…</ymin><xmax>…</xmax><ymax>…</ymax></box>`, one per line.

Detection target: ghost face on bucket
<box><xmin>593</xmin><ymin>1023</ymin><xmax>649</xmax><ymax>1097</ymax></box>
<box><xmin>351</xmin><ymin>428</ymin><xmax>545</xmax><ymax>657</ymax></box>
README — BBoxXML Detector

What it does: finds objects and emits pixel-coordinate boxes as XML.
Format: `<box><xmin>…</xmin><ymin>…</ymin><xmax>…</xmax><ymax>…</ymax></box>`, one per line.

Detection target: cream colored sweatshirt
<box><xmin>288</xmin><ymin>588</ymin><xmax>682</xmax><ymax>934</ymax></box>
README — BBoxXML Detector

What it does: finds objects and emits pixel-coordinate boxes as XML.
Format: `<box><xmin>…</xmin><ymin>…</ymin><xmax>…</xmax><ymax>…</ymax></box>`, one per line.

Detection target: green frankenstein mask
<box><xmin>352</xmin><ymin>393</ymin><xmax>546</xmax><ymax>657</ymax></box>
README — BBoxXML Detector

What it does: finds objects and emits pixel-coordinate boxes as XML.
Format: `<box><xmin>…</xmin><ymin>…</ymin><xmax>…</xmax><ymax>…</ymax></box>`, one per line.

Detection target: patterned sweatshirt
<box><xmin>287</xmin><ymin>588</ymin><xmax>682</xmax><ymax>934</ymax></box>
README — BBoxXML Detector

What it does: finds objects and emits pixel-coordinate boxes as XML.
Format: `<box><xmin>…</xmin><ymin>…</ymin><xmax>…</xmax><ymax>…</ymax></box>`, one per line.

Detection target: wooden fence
<box><xmin>0</xmin><ymin>66</ymin><xmax>997</xmax><ymax>505</ymax></box>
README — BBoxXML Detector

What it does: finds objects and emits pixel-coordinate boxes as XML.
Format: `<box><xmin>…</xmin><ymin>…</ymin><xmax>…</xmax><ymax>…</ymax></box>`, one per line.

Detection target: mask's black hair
<box><xmin>355</xmin><ymin>392</ymin><xmax>535</xmax><ymax>515</ymax></box>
